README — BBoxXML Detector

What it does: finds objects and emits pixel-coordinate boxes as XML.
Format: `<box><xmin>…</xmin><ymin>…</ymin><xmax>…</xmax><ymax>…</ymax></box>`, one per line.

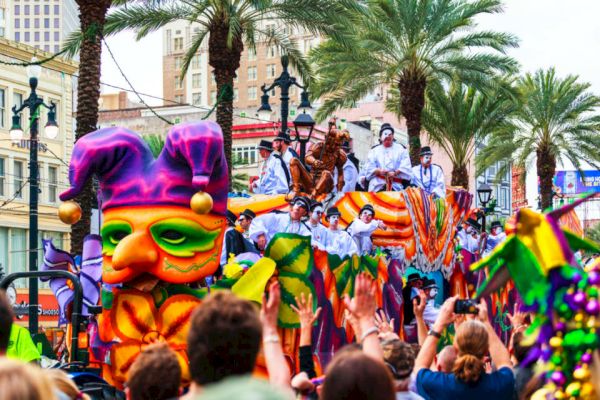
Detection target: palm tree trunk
<box><xmin>208</xmin><ymin>26</ymin><xmax>243</xmax><ymax>191</ymax></box>
<box><xmin>451</xmin><ymin>163</ymin><xmax>469</xmax><ymax>190</ymax></box>
<box><xmin>399</xmin><ymin>76</ymin><xmax>426</xmax><ymax>166</ymax></box>
<box><xmin>537</xmin><ymin>146</ymin><xmax>556</xmax><ymax>210</ymax></box>
<box><xmin>71</xmin><ymin>0</ymin><xmax>111</xmax><ymax>254</ymax></box>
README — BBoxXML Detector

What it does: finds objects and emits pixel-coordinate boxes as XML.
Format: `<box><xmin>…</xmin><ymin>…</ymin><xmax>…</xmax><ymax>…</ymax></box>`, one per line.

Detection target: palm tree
<box><xmin>477</xmin><ymin>68</ymin><xmax>600</xmax><ymax>210</ymax></box>
<box><xmin>101</xmin><ymin>0</ymin><xmax>361</xmax><ymax>185</ymax></box>
<box><xmin>310</xmin><ymin>0</ymin><xmax>519</xmax><ymax>165</ymax></box>
<box><xmin>420</xmin><ymin>79</ymin><xmax>518</xmax><ymax>190</ymax></box>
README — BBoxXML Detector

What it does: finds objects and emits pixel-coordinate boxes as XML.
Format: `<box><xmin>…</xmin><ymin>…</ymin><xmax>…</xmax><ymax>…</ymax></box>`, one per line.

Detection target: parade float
<box><xmin>41</xmin><ymin>120</ymin><xmax>479</xmax><ymax>387</ymax></box>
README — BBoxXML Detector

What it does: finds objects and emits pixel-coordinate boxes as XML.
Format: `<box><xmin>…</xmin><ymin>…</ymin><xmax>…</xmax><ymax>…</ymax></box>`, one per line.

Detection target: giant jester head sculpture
<box><xmin>59</xmin><ymin>122</ymin><xmax>228</xmax><ymax>287</ymax></box>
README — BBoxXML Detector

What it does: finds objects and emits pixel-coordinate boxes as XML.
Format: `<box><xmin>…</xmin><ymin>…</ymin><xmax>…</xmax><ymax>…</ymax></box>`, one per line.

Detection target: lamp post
<box><xmin>477</xmin><ymin>183</ymin><xmax>493</xmax><ymax>232</ymax></box>
<box><xmin>292</xmin><ymin>111</ymin><xmax>315</xmax><ymax>165</ymax></box>
<box><xmin>9</xmin><ymin>58</ymin><xmax>59</xmax><ymax>334</ymax></box>
<box><xmin>257</xmin><ymin>55</ymin><xmax>312</xmax><ymax>138</ymax></box>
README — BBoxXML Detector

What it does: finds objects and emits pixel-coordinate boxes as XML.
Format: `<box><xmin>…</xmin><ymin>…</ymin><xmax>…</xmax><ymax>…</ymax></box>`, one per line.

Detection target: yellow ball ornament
<box><xmin>190</xmin><ymin>191</ymin><xmax>213</xmax><ymax>214</ymax></box>
<box><xmin>549</xmin><ymin>336</ymin><xmax>563</xmax><ymax>348</ymax></box>
<box><xmin>566</xmin><ymin>382</ymin><xmax>581</xmax><ymax>397</ymax></box>
<box><xmin>574</xmin><ymin>367</ymin><xmax>590</xmax><ymax>381</ymax></box>
<box><xmin>580</xmin><ymin>382</ymin><xmax>594</xmax><ymax>397</ymax></box>
<box><xmin>58</xmin><ymin>201</ymin><xmax>82</xmax><ymax>225</ymax></box>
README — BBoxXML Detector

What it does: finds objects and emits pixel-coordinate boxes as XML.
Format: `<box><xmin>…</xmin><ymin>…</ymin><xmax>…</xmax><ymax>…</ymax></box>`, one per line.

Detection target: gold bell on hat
<box><xmin>58</xmin><ymin>201</ymin><xmax>82</xmax><ymax>225</ymax></box>
<box><xmin>190</xmin><ymin>191</ymin><xmax>213</xmax><ymax>214</ymax></box>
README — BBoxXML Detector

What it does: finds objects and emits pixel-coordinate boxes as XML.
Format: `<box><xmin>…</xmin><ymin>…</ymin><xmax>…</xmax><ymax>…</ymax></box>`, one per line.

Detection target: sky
<box><xmin>101</xmin><ymin>0</ymin><xmax>600</xmax><ymax>106</ymax></box>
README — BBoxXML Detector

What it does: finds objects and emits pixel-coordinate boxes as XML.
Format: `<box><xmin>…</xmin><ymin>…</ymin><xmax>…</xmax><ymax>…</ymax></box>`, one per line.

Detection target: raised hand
<box><xmin>291</xmin><ymin>292</ymin><xmax>322</xmax><ymax>329</ymax></box>
<box><xmin>374</xmin><ymin>309</ymin><xmax>394</xmax><ymax>334</ymax></box>
<box><xmin>343</xmin><ymin>272</ymin><xmax>377</xmax><ymax>322</ymax></box>
<box><xmin>261</xmin><ymin>281</ymin><xmax>281</xmax><ymax>332</ymax></box>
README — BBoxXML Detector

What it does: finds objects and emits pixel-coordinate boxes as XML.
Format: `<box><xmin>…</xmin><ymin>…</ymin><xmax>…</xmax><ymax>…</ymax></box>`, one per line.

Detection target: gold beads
<box><xmin>58</xmin><ymin>201</ymin><xmax>82</xmax><ymax>225</ymax></box>
<box><xmin>190</xmin><ymin>191</ymin><xmax>213</xmax><ymax>214</ymax></box>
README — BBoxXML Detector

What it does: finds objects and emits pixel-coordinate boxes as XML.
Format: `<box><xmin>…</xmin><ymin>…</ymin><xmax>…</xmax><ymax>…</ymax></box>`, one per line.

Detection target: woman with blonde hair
<box><xmin>0</xmin><ymin>358</ymin><xmax>57</xmax><ymax>400</ymax></box>
<box><xmin>413</xmin><ymin>297</ymin><xmax>515</xmax><ymax>399</ymax></box>
<box><xmin>45</xmin><ymin>368</ymin><xmax>90</xmax><ymax>400</ymax></box>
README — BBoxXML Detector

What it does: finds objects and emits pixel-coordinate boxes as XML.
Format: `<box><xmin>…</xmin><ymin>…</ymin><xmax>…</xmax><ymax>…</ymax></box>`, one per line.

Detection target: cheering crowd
<box><xmin>0</xmin><ymin>269</ymin><xmax>545</xmax><ymax>400</ymax></box>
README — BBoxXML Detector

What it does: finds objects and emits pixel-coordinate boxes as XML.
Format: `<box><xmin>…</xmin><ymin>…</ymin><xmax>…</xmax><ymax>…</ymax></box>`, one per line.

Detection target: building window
<box><xmin>234</xmin><ymin>88</ymin><xmax>239</xmax><ymax>101</ymax></box>
<box><xmin>34</xmin><ymin>5</ymin><xmax>39</xmax><ymax>15</ymax></box>
<box><xmin>247</xmin><ymin>66</ymin><xmax>257</xmax><ymax>81</ymax></box>
<box><xmin>211</xmin><ymin>73</ymin><xmax>216</xmax><ymax>85</ymax></box>
<box><xmin>266</xmin><ymin>64</ymin><xmax>276</xmax><ymax>78</ymax></box>
<box><xmin>34</xmin><ymin>31</ymin><xmax>39</xmax><ymax>41</ymax></box>
<box><xmin>24</xmin><ymin>5</ymin><xmax>29</xmax><ymax>15</ymax></box>
<box><xmin>174</xmin><ymin>94</ymin><xmax>184</xmax><ymax>103</ymax></box>
<box><xmin>248</xmin><ymin>47</ymin><xmax>256</xmax><ymax>61</ymax></box>
<box><xmin>24</xmin><ymin>32</ymin><xmax>30</xmax><ymax>42</ymax></box>
<box><xmin>174</xmin><ymin>56</ymin><xmax>182</xmax><ymax>70</ymax></box>
<box><xmin>14</xmin><ymin>5</ymin><xmax>19</xmax><ymax>15</ymax></box>
<box><xmin>44</xmin><ymin>5</ymin><xmax>50</xmax><ymax>14</ymax></box>
<box><xmin>174</xmin><ymin>37</ymin><xmax>183</xmax><ymax>51</ymax></box>
<box><xmin>54</xmin><ymin>31</ymin><xmax>59</xmax><ymax>41</ymax></box>
<box><xmin>0</xmin><ymin>88</ymin><xmax>5</xmax><ymax>128</ymax></box>
<box><xmin>0</xmin><ymin>158</ymin><xmax>4</xmax><ymax>196</ymax></box>
<box><xmin>54</xmin><ymin>18</ymin><xmax>59</xmax><ymax>28</ymax></box>
<box><xmin>48</xmin><ymin>166</ymin><xmax>58</xmax><ymax>203</ymax></box>
<box><xmin>44</xmin><ymin>18</ymin><xmax>49</xmax><ymax>28</ymax></box>
<box><xmin>54</xmin><ymin>45</ymin><xmax>59</xmax><ymax>53</ymax></box>
<box><xmin>24</xmin><ymin>18</ymin><xmax>30</xmax><ymax>28</ymax></box>
<box><xmin>500</xmin><ymin>187</ymin><xmax>509</xmax><ymax>210</ymax></box>
<box><xmin>54</xmin><ymin>5</ymin><xmax>59</xmax><ymax>14</ymax></box>
<box><xmin>14</xmin><ymin>18</ymin><xmax>19</xmax><ymax>28</ymax></box>
<box><xmin>10</xmin><ymin>228</ymin><xmax>27</xmax><ymax>287</ymax></box>
<box><xmin>15</xmin><ymin>32</ymin><xmax>19</xmax><ymax>41</ymax></box>
<box><xmin>14</xmin><ymin>160</ymin><xmax>23</xmax><ymax>199</ymax></box>
<box><xmin>248</xmin><ymin>86</ymin><xmax>257</xmax><ymax>100</ymax></box>
<box><xmin>267</xmin><ymin>45</ymin><xmax>278</xmax><ymax>58</ymax></box>
<box><xmin>192</xmin><ymin>92</ymin><xmax>202</xmax><ymax>105</ymax></box>
<box><xmin>233</xmin><ymin>146</ymin><xmax>257</xmax><ymax>165</ymax></box>
<box><xmin>192</xmin><ymin>73</ymin><xmax>201</xmax><ymax>89</ymax></box>
<box><xmin>44</xmin><ymin>45</ymin><xmax>49</xmax><ymax>52</ymax></box>
<box><xmin>44</xmin><ymin>31</ymin><xmax>49</xmax><ymax>41</ymax></box>
<box><xmin>174</xmin><ymin>77</ymin><xmax>183</xmax><ymax>90</ymax></box>
<box><xmin>191</xmin><ymin>54</ymin><xmax>201</xmax><ymax>69</ymax></box>
<box><xmin>210</xmin><ymin>90</ymin><xmax>217</xmax><ymax>104</ymax></box>
<box><xmin>34</xmin><ymin>18</ymin><xmax>39</xmax><ymax>29</ymax></box>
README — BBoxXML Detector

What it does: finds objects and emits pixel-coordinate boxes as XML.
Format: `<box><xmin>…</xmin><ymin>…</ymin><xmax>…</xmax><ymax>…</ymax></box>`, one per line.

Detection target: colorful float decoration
<box><xmin>53</xmin><ymin>121</ymin><xmax>473</xmax><ymax>387</ymax></box>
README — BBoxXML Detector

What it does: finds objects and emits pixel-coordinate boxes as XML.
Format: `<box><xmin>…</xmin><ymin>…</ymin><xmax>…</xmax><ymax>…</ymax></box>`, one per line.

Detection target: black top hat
<box><xmin>420</xmin><ymin>146</ymin><xmax>433</xmax><ymax>156</ymax></box>
<box><xmin>466</xmin><ymin>218</ymin><xmax>482</xmax><ymax>231</ymax></box>
<box><xmin>423</xmin><ymin>278</ymin><xmax>438</xmax><ymax>289</ymax></box>
<box><xmin>240</xmin><ymin>209</ymin><xmax>256</xmax><ymax>220</ymax></box>
<box><xmin>310</xmin><ymin>200</ymin><xmax>323</xmax><ymax>211</ymax></box>
<box><xmin>292</xmin><ymin>196</ymin><xmax>311</xmax><ymax>211</ymax></box>
<box><xmin>273</xmin><ymin>132</ymin><xmax>291</xmax><ymax>143</ymax></box>
<box><xmin>326</xmin><ymin>207</ymin><xmax>342</xmax><ymax>220</ymax></box>
<box><xmin>341</xmin><ymin>141</ymin><xmax>351</xmax><ymax>151</ymax></box>
<box><xmin>490</xmin><ymin>221</ymin><xmax>502</xmax><ymax>230</ymax></box>
<box><xmin>407</xmin><ymin>273</ymin><xmax>422</xmax><ymax>283</ymax></box>
<box><xmin>257</xmin><ymin>140</ymin><xmax>273</xmax><ymax>151</ymax></box>
<box><xmin>379</xmin><ymin>123</ymin><xmax>394</xmax><ymax>136</ymax></box>
<box><xmin>359</xmin><ymin>204</ymin><xmax>375</xmax><ymax>216</ymax></box>
<box><xmin>226</xmin><ymin>210</ymin><xmax>237</xmax><ymax>226</ymax></box>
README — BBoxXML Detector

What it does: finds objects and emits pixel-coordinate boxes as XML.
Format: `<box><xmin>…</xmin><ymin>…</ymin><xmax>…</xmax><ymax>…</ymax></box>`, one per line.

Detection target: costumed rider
<box><xmin>238</xmin><ymin>208</ymin><xmax>256</xmax><ymax>240</ymax></box>
<box><xmin>307</xmin><ymin>200</ymin><xmax>328</xmax><ymax>249</ymax></box>
<box><xmin>334</xmin><ymin>140</ymin><xmax>359</xmax><ymax>193</ymax></box>
<box><xmin>320</xmin><ymin>207</ymin><xmax>359</xmax><ymax>257</ymax></box>
<box><xmin>251</xmin><ymin>139</ymin><xmax>289</xmax><ymax>195</ymax></box>
<box><xmin>273</xmin><ymin>132</ymin><xmax>298</xmax><ymax>173</ymax></box>
<box><xmin>249</xmin><ymin>196</ymin><xmax>312</xmax><ymax>251</ymax></box>
<box><xmin>411</xmin><ymin>146</ymin><xmax>445</xmax><ymax>198</ymax></box>
<box><xmin>484</xmin><ymin>221</ymin><xmax>507</xmax><ymax>257</ymax></box>
<box><xmin>457</xmin><ymin>217</ymin><xmax>482</xmax><ymax>254</ymax></box>
<box><xmin>347</xmin><ymin>204</ymin><xmax>387</xmax><ymax>255</ymax></box>
<box><xmin>363</xmin><ymin>123</ymin><xmax>413</xmax><ymax>192</ymax></box>
<box><xmin>421</xmin><ymin>278</ymin><xmax>440</xmax><ymax>328</ymax></box>
<box><xmin>402</xmin><ymin>273</ymin><xmax>424</xmax><ymax>341</ymax></box>
<box><xmin>219</xmin><ymin>210</ymin><xmax>258</xmax><ymax>276</ymax></box>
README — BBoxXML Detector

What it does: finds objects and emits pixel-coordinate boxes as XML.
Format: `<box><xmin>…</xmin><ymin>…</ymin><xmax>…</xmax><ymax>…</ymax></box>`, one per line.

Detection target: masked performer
<box><xmin>411</xmin><ymin>146</ymin><xmax>445</xmax><ymax>198</ymax></box>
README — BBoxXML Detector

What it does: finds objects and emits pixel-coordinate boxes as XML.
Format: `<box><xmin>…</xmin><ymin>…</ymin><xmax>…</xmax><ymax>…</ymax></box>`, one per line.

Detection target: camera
<box><xmin>454</xmin><ymin>299</ymin><xmax>479</xmax><ymax>314</ymax></box>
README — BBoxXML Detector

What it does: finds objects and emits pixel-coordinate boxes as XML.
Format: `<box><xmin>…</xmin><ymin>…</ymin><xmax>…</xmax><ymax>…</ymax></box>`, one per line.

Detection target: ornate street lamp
<box><xmin>477</xmin><ymin>183</ymin><xmax>493</xmax><ymax>232</ymax></box>
<box><xmin>9</xmin><ymin>57</ymin><xmax>59</xmax><ymax>334</ymax></box>
<box><xmin>292</xmin><ymin>111</ymin><xmax>315</xmax><ymax>165</ymax></box>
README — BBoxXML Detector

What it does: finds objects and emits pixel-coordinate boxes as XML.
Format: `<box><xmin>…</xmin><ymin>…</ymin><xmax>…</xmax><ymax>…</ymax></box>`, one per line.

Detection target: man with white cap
<box><xmin>412</xmin><ymin>146</ymin><xmax>446</xmax><ymax>198</ymax></box>
<box><xmin>421</xmin><ymin>278</ymin><xmax>441</xmax><ymax>328</ymax></box>
<box><xmin>483</xmin><ymin>221</ymin><xmax>506</xmax><ymax>256</ymax></box>
<box><xmin>251</xmin><ymin>140</ymin><xmax>289</xmax><ymax>195</ymax></box>
<box><xmin>273</xmin><ymin>132</ymin><xmax>298</xmax><ymax>173</ymax></box>
<box><xmin>249</xmin><ymin>196</ymin><xmax>312</xmax><ymax>250</ymax></box>
<box><xmin>457</xmin><ymin>217</ymin><xmax>482</xmax><ymax>254</ymax></box>
<box><xmin>363</xmin><ymin>123</ymin><xmax>413</xmax><ymax>192</ymax></box>
<box><xmin>346</xmin><ymin>204</ymin><xmax>387</xmax><ymax>255</ymax></box>
<box><xmin>307</xmin><ymin>200</ymin><xmax>328</xmax><ymax>248</ymax></box>
<box><xmin>320</xmin><ymin>207</ymin><xmax>358</xmax><ymax>257</ymax></box>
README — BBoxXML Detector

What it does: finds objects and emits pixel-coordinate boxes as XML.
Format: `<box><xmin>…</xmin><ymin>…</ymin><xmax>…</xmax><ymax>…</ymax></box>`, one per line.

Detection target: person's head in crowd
<box><xmin>45</xmin><ymin>369</ymin><xmax>91</xmax><ymax>400</ymax></box>
<box><xmin>309</xmin><ymin>201</ymin><xmax>324</xmax><ymax>224</ymax></box>
<box><xmin>379</xmin><ymin>123</ymin><xmax>395</xmax><ymax>148</ymax></box>
<box><xmin>490</xmin><ymin>221</ymin><xmax>503</xmax><ymax>236</ymax></box>
<box><xmin>0</xmin><ymin>290</ymin><xmax>14</xmax><ymax>355</ymax></box>
<box><xmin>200</xmin><ymin>376</ymin><xmax>289</xmax><ymax>400</ymax></box>
<box><xmin>225</xmin><ymin>210</ymin><xmax>238</xmax><ymax>228</ymax></box>
<box><xmin>326</xmin><ymin>207</ymin><xmax>342</xmax><ymax>230</ymax></box>
<box><xmin>452</xmin><ymin>320</ymin><xmax>489</xmax><ymax>383</ymax></box>
<box><xmin>321</xmin><ymin>350</ymin><xmax>395</xmax><ymax>400</ymax></box>
<box><xmin>187</xmin><ymin>291</ymin><xmax>261</xmax><ymax>388</ymax></box>
<box><xmin>290</xmin><ymin>196</ymin><xmax>310</xmax><ymax>221</ymax></box>
<box><xmin>342</xmin><ymin>140</ymin><xmax>353</xmax><ymax>154</ymax></box>
<box><xmin>273</xmin><ymin>133</ymin><xmax>290</xmax><ymax>153</ymax></box>
<box><xmin>382</xmin><ymin>339</ymin><xmax>416</xmax><ymax>392</ymax></box>
<box><xmin>464</xmin><ymin>218</ymin><xmax>481</xmax><ymax>235</ymax></box>
<box><xmin>359</xmin><ymin>204</ymin><xmax>375</xmax><ymax>224</ymax></box>
<box><xmin>436</xmin><ymin>345</ymin><xmax>457</xmax><ymax>373</ymax></box>
<box><xmin>257</xmin><ymin>140</ymin><xmax>273</xmax><ymax>160</ymax></box>
<box><xmin>0</xmin><ymin>358</ymin><xmax>56</xmax><ymax>400</ymax></box>
<box><xmin>126</xmin><ymin>342</ymin><xmax>181</xmax><ymax>400</ymax></box>
<box><xmin>407</xmin><ymin>273</ymin><xmax>423</xmax><ymax>289</ymax></box>
<box><xmin>420</xmin><ymin>146</ymin><xmax>433</xmax><ymax>168</ymax></box>
<box><xmin>423</xmin><ymin>279</ymin><xmax>439</xmax><ymax>300</ymax></box>
<box><xmin>238</xmin><ymin>209</ymin><xmax>255</xmax><ymax>231</ymax></box>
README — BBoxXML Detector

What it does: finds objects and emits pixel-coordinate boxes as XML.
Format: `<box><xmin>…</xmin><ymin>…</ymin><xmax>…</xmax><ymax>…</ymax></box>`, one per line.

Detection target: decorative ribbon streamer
<box><xmin>40</xmin><ymin>234</ymin><xmax>102</xmax><ymax>324</ymax></box>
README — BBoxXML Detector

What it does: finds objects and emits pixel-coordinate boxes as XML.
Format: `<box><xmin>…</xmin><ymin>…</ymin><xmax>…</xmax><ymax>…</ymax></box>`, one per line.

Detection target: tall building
<box><xmin>5</xmin><ymin>0</ymin><xmax>78</xmax><ymax>53</ymax></box>
<box><xmin>162</xmin><ymin>20</ymin><xmax>319</xmax><ymax>117</ymax></box>
<box><xmin>0</xmin><ymin>39</ymin><xmax>78</xmax><ymax>292</ymax></box>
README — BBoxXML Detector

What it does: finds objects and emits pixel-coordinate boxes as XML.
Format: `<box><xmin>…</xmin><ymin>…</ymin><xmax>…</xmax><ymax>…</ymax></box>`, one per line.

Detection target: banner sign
<box><xmin>554</xmin><ymin>171</ymin><xmax>600</xmax><ymax>195</ymax></box>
